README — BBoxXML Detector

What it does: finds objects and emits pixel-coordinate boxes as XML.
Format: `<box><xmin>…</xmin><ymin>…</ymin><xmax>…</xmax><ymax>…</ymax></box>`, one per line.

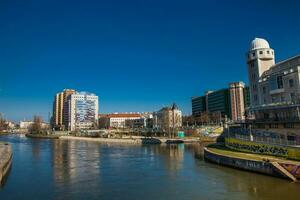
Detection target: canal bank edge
<box><xmin>203</xmin><ymin>147</ymin><xmax>300</xmax><ymax>182</ymax></box>
<box><xmin>0</xmin><ymin>142</ymin><xmax>12</xmax><ymax>184</ymax></box>
<box><xmin>59</xmin><ymin>136</ymin><xmax>201</xmax><ymax>144</ymax></box>
<box><xmin>25</xmin><ymin>133</ymin><xmax>60</xmax><ymax>139</ymax></box>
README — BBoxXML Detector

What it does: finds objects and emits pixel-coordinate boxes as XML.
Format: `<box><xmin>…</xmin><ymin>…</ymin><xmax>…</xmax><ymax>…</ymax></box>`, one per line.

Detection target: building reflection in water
<box><xmin>52</xmin><ymin>139</ymin><xmax>101</xmax><ymax>198</ymax></box>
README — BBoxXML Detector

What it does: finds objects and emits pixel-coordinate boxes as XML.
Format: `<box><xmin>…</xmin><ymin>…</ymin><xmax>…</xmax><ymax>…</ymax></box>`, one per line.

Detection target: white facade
<box><xmin>247</xmin><ymin>38</ymin><xmax>275</xmax><ymax>106</ymax></box>
<box><xmin>68</xmin><ymin>92</ymin><xmax>99</xmax><ymax>131</ymax></box>
<box><xmin>107</xmin><ymin>114</ymin><xmax>142</xmax><ymax>128</ymax></box>
<box><xmin>19</xmin><ymin>121</ymin><xmax>49</xmax><ymax>129</ymax></box>
<box><xmin>247</xmin><ymin>38</ymin><xmax>300</xmax><ymax>107</ymax></box>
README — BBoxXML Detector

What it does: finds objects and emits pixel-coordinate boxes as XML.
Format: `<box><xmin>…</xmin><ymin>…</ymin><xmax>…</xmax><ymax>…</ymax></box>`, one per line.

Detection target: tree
<box><xmin>29</xmin><ymin>115</ymin><xmax>44</xmax><ymax>134</ymax></box>
<box><xmin>0</xmin><ymin>113</ymin><xmax>8</xmax><ymax>131</ymax></box>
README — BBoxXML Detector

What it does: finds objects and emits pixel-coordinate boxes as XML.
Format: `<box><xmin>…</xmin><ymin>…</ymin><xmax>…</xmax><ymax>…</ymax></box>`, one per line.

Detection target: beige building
<box><xmin>229</xmin><ymin>82</ymin><xmax>246</xmax><ymax>122</ymax></box>
<box><xmin>153</xmin><ymin>103</ymin><xmax>182</xmax><ymax>135</ymax></box>
<box><xmin>240</xmin><ymin>38</ymin><xmax>300</xmax><ymax>145</ymax></box>
<box><xmin>99</xmin><ymin>113</ymin><xmax>142</xmax><ymax>128</ymax></box>
<box><xmin>247</xmin><ymin>38</ymin><xmax>300</xmax><ymax>107</ymax></box>
<box><xmin>52</xmin><ymin>89</ymin><xmax>76</xmax><ymax>130</ymax></box>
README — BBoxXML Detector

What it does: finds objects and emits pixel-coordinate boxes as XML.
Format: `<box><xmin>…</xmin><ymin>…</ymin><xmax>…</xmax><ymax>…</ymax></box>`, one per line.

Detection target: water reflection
<box><xmin>1</xmin><ymin>135</ymin><xmax>300</xmax><ymax>200</ymax></box>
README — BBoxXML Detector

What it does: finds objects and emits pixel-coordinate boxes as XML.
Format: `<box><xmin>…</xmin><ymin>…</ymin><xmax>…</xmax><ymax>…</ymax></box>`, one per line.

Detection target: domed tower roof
<box><xmin>249</xmin><ymin>38</ymin><xmax>270</xmax><ymax>50</ymax></box>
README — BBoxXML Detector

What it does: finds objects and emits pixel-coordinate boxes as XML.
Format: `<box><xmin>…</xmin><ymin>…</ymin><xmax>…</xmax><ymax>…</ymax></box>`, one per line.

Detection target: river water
<box><xmin>0</xmin><ymin>135</ymin><xmax>299</xmax><ymax>200</ymax></box>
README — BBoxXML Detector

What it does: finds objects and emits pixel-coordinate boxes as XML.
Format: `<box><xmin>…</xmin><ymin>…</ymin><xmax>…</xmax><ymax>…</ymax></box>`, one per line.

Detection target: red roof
<box><xmin>99</xmin><ymin>113</ymin><xmax>142</xmax><ymax>118</ymax></box>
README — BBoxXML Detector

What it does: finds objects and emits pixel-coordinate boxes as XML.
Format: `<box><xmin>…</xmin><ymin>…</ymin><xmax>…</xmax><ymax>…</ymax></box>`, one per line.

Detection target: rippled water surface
<box><xmin>0</xmin><ymin>135</ymin><xmax>299</xmax><ymax>200</ymax></box>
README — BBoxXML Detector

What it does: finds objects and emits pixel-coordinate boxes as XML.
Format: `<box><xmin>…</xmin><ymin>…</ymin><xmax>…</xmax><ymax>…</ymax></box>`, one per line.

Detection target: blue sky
<box><xmin>1</xmin><ymin>0</ymin><xmax>300</xmax><ymax>122</ymax></box>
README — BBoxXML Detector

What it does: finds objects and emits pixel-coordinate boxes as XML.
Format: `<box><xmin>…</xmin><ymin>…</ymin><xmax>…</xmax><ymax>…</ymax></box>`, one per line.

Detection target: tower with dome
<box><xmin>247</xmin><ymin>38</ymin><xmax>275</xmax><ymax>106</ymax></box>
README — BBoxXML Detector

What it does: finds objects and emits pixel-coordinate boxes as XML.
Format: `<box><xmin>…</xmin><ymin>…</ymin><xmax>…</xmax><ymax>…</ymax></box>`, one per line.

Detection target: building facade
<box><xmin>98</xmin><ymin>113</ymin><xmax>142</xmax><ymax>129</ymax></box>
<box><xmin>52</xmin><ymin>89</ymin><xmax>76</xmax><ymax>130</ymax></box>
<box><xmin>68</xmin><ymin>92</ymin><xmax>99</xmax><ymax>131</ymax></box>
<box><xmin>206</xmin><ymin>89</ymin><xmax>231</xmax><ymax>118</ymax></box>
<box><xmin>229</xmin><ymin>82</ymin><xmax>246</xmax><ymax>121</ymax></box>
<box><xmin>191</xmin><ymin>96</ymin><xmax>206</xmax><ymax>116</ymax></box>
<box><xmin>153</xmin><ymin>103</ymin><xmax>182</xmax><ymax>134</ymax></box>
<box><xmin>192</xmin><ymin>83</ymin><xmax>250</xmax><ymax>122</ymax></box>
<box><xmin>235</xmin><ymin>38</ymin><xmax>300</xmax><ymax>146</ymax></box>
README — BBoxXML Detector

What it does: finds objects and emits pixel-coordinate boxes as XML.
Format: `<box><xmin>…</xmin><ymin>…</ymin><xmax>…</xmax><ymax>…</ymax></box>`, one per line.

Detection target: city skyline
<box><xmin>1</xmin><ymin>0</ymin><xmax>300</xmax><ymax>122</ymax></box>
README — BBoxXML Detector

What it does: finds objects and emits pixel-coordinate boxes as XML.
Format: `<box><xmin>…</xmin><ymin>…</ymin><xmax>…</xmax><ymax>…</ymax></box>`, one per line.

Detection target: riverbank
<box><xmin>60</xmin><ymin>136</ymin><xmax>201</xmax><ymax>144</ymax></box>
<box><xmin>25</xmin><ymin>133</ymin><xmax>60</xmax><ymax>139</ymax></box>
<box><xmin>0</xmin><ymin>142</ymin><xmax>12</xmax><ymax>185</ymax></box>
<box><xmin>204</xmin><ymin>144</ymin><xmax>300</xmax><ymax>182</ymax></box>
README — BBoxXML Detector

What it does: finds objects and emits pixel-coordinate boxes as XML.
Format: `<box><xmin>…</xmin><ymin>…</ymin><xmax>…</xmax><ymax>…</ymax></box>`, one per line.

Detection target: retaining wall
<box><xmin>0</xmin><ymin>143</ymin><xmax>12</xmax><ymax>184</ymax></box>
<box><xmin>204</xmin><ymin>147</ymin><xmax>286</xmax><ymax>179</ymax></box>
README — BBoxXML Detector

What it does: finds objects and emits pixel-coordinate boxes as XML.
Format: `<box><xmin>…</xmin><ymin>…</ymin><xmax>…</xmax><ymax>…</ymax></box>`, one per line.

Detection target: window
<box><xmin>269</xmin><ymin>123</ymin><xmax>278</xmax><ymax>128</ymax></box>
<box><xmin>289</xmin><ymin>79</ymin><xmax>294</xmax><ymax>87</ymax></box>
<box><xmin>262</xmin><ymin>87</ymin><xmax>266</xmax><ymax>94</ymax></box>
<box><xmin>252</xmin><ymin>52</ymin><xmax>255</xmax><ymax>56</ymax></box>
<box><xmin>259</xmin><ymin>51</ymin><xmax>263</xmax><ymax>54</ymax></box>
<box><xmin>254</xmin><ymin>95</ymin><xmax>258</xmax><ymax>101</ymax></box>
<box><xmin>277</xmin><ymin>76</ymin><xmax>283</xmax><ymax>89</ymax></box>
<box><xmin>267</xmin><ymin>50</ymin><xmax>270</xmax><ymax>54</ymax></box>
<box><xmin>290</xmin><ymin>93</ymin><xmax>295</xmax><ymax>102</ymax></box>
<box><xmin>284</xmin><ymin>123</ymin><xmax>294</xmax><ymax>128</ymax></box>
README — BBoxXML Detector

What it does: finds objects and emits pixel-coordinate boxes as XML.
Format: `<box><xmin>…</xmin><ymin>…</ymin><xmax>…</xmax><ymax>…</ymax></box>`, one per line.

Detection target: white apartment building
<box><xmin>68</xmin><ymin>92</ymin><xmax>99</xmax><ymax>131</ymax></box>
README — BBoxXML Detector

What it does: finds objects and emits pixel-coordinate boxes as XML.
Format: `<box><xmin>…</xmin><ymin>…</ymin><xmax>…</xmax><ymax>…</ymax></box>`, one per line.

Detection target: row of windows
<box><xmin>261</xmin><ymin>78</ymin><xmax>294</xmax><ymax>94</ymax></box>
<box><xmin>249</xmin><ymin>50</ymin><xmax>274</xmax><ymax>58</ymax></box>
<box><xmin>255</xmin><ymin>123</ymin><xmax>294</xmax><ymax>129</ymax></box>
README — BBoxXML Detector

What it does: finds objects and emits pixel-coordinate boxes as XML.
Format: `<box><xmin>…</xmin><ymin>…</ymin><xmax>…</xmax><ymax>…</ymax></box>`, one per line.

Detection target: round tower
<box><xmin>247</xmin><ymin>38</ymin><xmax>275</xmax><ymax>106</ymax></box>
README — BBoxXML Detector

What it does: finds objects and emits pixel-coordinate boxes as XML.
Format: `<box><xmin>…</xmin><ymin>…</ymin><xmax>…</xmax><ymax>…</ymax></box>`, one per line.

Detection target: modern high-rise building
<box><xmin>52</xmin><ymin>89</ymin><xmax>76</xmax><ymax>130</ymax></box>
<box><xmin>67</xmin><ymin>92</ymin><xmax>99</xmax><ymax>131</ymax></box>
<box><xmin>229</xmin><ymin>82</ymin><xmax>245</xmax><ymax>121</ymax></box>
<box><xmin>191</xmin><ymin>82</ymin><xmax>250</xmax><ymax>122</ymax></box>
<box><xmin>206</xmin><ymin>89</ymin><xmax>231</xmax><ymax>118</ymax></box>
<box><xmin>191</xmin><ymin>96</ymin><xmax>206</xmax><ymax>116</ymax></box>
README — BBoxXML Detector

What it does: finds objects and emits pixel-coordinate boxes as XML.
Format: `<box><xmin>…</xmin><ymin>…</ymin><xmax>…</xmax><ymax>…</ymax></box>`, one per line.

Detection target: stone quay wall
<box><xmin>0</xmin><ymin>142</ymin><xmax>12</xmax><ymax>184</ymax></box>
<box><xmin>203</xmin><ymin>147</ymin><xmax>286</xmax><ymax>179</ymax></box>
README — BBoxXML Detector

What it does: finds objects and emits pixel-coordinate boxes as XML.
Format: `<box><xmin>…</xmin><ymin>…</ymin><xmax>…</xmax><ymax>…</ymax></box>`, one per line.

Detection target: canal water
<box><xmin>0</xmin><ymin>135</ymin><xmax>299</xmax><ymax>200</ymax></box>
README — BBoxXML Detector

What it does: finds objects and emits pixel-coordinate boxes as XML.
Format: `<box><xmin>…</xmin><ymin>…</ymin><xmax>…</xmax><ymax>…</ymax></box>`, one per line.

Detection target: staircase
<box><xmin>271</xmin><ymin>162</ymin><xmax>298</xmax><ymax>182</ymax></box>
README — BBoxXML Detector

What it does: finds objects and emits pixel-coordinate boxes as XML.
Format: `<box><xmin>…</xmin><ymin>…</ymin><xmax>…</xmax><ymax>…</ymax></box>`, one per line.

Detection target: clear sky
<box><xmin>1</xmin><ymin>0</ymin><xmax>300</xmax><ymax>122</ymax></box>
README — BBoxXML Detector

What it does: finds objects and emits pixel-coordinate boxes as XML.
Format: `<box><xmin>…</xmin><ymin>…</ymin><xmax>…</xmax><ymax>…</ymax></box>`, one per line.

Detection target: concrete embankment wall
<box><xmin>0</xmin><ymin>143</ymin><xmax>12</xmax><ymax>184</ymax></box>
<box><xmin>60</xmin><ymin>136</ymin><xmax>199</xmax><ymax>144</ymax></box>
<box><xmin>203</xmin><ymin>147</ymin><xmax>286</xmax><ymax>179</ymax></box>
<box><xmin>60</xmin><ymin>136</ymin><xmax>145</xmax><ymax>144</ymax></box>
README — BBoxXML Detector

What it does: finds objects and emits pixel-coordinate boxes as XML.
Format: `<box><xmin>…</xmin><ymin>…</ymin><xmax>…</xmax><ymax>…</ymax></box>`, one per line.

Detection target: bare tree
<box><xmin>29</xmin><ymin>115</ymin><xmax>44</xmax><ymax>134</ymax></box>
<box><xmin>0</xmin><ymin>113</ymin><xmax>8</xmax><ymax>131</ymax></box>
